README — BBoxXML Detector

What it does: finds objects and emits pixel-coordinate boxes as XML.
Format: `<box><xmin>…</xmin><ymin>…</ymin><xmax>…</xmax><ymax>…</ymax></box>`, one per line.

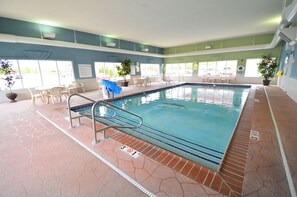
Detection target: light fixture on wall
<box><xmin>141</xmin><ymin>48</ymin><xmax>149</xmax><ymax>52</ymax></box>
<box><xmin>106</xmin><ymin>42</ymin><xmax>116</xmax><ymax>47</ymax></box>
<box><xmin>42</xmin><ymin>32</ymin><xmax>56</xmax><ymax>40</ymax></box>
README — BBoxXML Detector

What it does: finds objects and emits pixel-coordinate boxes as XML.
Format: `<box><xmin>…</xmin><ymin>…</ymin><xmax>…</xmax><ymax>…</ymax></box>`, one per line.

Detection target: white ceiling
<box><xmin>0</xmin><ymin>0</ymin><xmax>284</xmax><ymax>48</ymax></box>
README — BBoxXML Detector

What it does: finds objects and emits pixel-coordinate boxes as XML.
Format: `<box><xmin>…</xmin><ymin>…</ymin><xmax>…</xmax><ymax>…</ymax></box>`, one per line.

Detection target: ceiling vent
<box><xmin>279</xmin><ymin>27</ymin><xmax>297</xmax><ymax>46</ymax></box>
<box><xmin>42</xmin><ymin>32</ymin><xmax>56</xmax><ymax>40</ymax></box>
<box><xmin>141</xmin><ymin>48</ymin><xmax>149</xmax><ymax>52</ymax></box>
<box><xmin>106</xmin><ymin>42</ymin><xmax>116</xmax><ymax>47</ymax></box>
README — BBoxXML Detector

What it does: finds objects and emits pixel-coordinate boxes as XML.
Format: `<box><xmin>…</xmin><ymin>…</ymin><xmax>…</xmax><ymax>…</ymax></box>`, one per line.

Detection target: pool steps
<box><xmin>67</xmin><ymin>93</ymin><xmax>143</xmax><ymax>144</ymax></box>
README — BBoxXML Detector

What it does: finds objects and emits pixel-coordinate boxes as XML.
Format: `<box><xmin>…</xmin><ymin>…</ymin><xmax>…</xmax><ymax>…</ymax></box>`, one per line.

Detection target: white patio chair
<box><xmin>72</xmin><ymin>81</ymin><xmax>85</xmax><ymax>92</ymax></box>
<box><xmin>48</xmin><ymin>87</ymin><xmax>63</xmax><ymax>104</ymax></box>
<box><xmin>164</xmin><ymin>76</ymin><xmax>174</xmax><ymax>86</ymax></box>
<box><xmin>28</xmin><ymin>88</ymin><xmax>44</xmax><ymax>106</ymax></box>
<box><xmin>143</xmin><ymin>76</ymin><xmax>151</xmax><ymax>87</ymax></box>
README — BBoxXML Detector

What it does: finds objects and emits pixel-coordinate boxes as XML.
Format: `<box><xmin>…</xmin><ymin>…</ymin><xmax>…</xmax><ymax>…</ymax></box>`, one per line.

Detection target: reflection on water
<box><xmin>130</xmin><ymin>85</ymin><xmax>249</xmax><ymax>108</ymax></box>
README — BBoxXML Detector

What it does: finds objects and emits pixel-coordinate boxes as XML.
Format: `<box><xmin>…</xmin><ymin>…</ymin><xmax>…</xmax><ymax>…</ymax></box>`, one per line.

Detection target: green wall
<box><xmin>163</xmin><ymin>33</ymin><xmax>282</xmax><ymax>66</ymax></box>
<box><xmin>164</xmin><ymin>46</ymin><xmax>282</xmax><ymax>63</ymax></box>
<box><xmin>164</xmin><ymin>33</ymin><xmax>274</xmax><ymax>55</ymax></box>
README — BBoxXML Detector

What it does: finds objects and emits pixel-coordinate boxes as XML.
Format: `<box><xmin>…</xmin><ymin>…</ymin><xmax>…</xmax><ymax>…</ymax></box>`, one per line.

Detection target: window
<box><xmin>140</xmin><ymin>64</ymin><xmax>160</xmax><ymax>76</ymax></box>
<box><xmin>185</xmin><ymin>63</ymin><xmax>193</xmax><ymax>76</ymax></box>
<box><xmin>18</xmin><ymin>60</ymin><xmax>42</xmax><ymax>88</ymax></box>
<box><xmin>198</xmin><ymin>60</ymin><xmax>237</xmax><ymax>76</ymax></box>
<box><xmin>245</xmin><ymin>59</ymin><xmax>261</xmax><ymax>77</ymax></box>
<box><xmin>40</xmin><ymin>60</ymin><xmax>59</xmax><ymax>87</ymax></box>
<box><xmin>9</xmin><ymin>60</ymin><xmax>22</xmax><ymax>90</ymax></box>
<box><xmin>0</xmin><ymin>59</ymin><xmax>74</xmax><ymax>90</ymax></box>
<box><xmin>94</xmin><ymin>62</ymin><xmax>121</xmax><ymax>80</ymax></box>
<box><xmin>225</xmin><ymin>60</ymin><xmax>237</xmax><ymax>76</ymax></box>
<box><xmin>165</xmin><ymin>63</ymin><xmax>193</xmax><ymax>76</ymax></box>
<box><xmin>166</xmin><ymin>64</ymin><xmax>179</xmax><ymax>76</ymax></box>
<box><xmin>58</xmin><ymin>61</ymin><xmax>75</xmax><ymax>86</ymax></box>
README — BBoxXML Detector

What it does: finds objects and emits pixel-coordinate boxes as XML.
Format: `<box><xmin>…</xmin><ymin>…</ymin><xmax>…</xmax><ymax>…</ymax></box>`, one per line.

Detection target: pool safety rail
<box><xmin>67</xmin><ymin>94</ymin><xmax>143</xmax><ymax>144</ymax></box>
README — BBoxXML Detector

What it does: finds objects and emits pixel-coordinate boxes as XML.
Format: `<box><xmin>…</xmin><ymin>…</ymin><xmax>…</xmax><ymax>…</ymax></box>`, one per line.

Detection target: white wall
<box><xmin>278</xmin><ymin>50</ymin><xmax>297</xmax><ymax>102</ymax></box>
<box><xmin>279</xmin><ymin>76</ymin><xmax>297</xmax><ymax>102</ymax></box>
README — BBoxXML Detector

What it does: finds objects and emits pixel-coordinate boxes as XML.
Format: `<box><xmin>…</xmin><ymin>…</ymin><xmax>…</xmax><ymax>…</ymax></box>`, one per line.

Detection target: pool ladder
<box><xmin>67</xmin><ymin>94</ymin><xmax>143</xmax><ymax>144</ymax></box>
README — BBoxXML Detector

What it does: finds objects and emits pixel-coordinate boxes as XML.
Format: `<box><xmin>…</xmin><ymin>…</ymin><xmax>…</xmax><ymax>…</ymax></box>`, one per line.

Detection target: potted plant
<box><xmin>0</xmin><ymin>59</ymin><xmax>17</xmax><ymax>102</ymax></box>
<box><xmin>116</xmin><ymin>58</ymin><xmax>131</xmax><ymax>87</ymax></box>
<box><xmin>258</xmin><ymin>55</ymin><xmax>278</xmax><ymax>86</ymax></box>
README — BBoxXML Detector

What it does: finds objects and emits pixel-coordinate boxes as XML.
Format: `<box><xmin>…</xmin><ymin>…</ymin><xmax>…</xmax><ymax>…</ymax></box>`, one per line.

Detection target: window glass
<box><xmin>226</xmin><ymin>60</ymin><xmax>237</xmax><ymax>76</ymax></box>
<box><xmin>57</xmin><ymin>61</ymin><xmax>74</xmax><ymax>85</ymax></box>
<box><xmin>207</xmin><ymin>62</ymin><xmax>216</xmax><ymax>76</ymax></box>
<box><xmin>94</xmin><ymin>62</ymin><xmax>121</xmax><ymax>80</ymax></box>
<box><xmin>185</xmin><ymin>63</ymin><xmax>193</xmax><ymax>76</ymax></box>
<box><xmin>95</xmin><ymin>62</ymin><xmax>105</xmax><ymax>81</ymax></box>
<box><xmin>105</xmin><ymin>63</ymin><xmax>114</xmax><ymax>79</ymax></box>
<box><xmin>18</xmin><ymin>60</ymin><xmax>42</xmax><ymax>88</ymax></box>
<box><xmin>198</xmin><ymin>60</ymin><xmax>237</xmax><ymax>76</ymax></box>
<box><xmin>10</xmin><ymin>60</ymin><xmax>22</xmax><ymax>90</ymax></box>
<box><xmin>178</xmin><ymin>64</ymin><xmax>186</xmax><ymax>76</ymax></box>
<box><xmin>113</xmin><ymin>63</ymin><xmax>121</xmax><ymax>78</ymax></box>
<box><xmin>39</xmin><ymin>60</ymin><xmax>59</xmax><ymax>86</ymax></box>
<box><xmin>245</xmin><ymin>59</ymin><xmax>261</xmax><ymax>77</ymax></box>
<box><xmin>165</xmin><ymin>63</ymin><xmax>193</xmax><ymax>76</ymax></box>
<box><xmin>165</xmin><ymin>64</ymin><xmax>179</xmax><ymax>76</ymax></box>
<box><xmin>216</xmin><ymin>61</ymin><xmax>226</xmax><ymax>76</ymax></box>
<box><xmin>198</xmin><ymin>62</ymin><xmax>207</xmax><ymax>76</ymax></box>
<box><xmin>141</xmin><ymin>64</ymin><xmax>160</xmax><ymax>76</ymax></box>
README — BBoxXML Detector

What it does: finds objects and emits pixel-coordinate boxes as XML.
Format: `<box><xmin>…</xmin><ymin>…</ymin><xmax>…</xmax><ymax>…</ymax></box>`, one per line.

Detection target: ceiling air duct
<box><xmin>278</xmin><ymin>27</ymin><xmax>297</xmax><ymax>46</ymax></box>
<box><xmin>42</xmin><ymin>32</ymin><xmax>56</xmax><ymax>40</ymax></box>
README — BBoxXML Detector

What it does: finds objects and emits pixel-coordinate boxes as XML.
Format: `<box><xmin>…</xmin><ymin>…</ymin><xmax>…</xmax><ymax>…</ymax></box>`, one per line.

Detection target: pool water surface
<box><xmin>73</xmin><ymin>84</ymin><xmax>250</xmax><ymax>170</ymax></box>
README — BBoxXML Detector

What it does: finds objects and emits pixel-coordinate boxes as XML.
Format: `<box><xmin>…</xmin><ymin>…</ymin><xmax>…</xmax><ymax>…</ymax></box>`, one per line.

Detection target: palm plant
<box><xmin>116</xmin><ymin>58</ymin><xmax>131</xmax><ymax>86</ymax></box>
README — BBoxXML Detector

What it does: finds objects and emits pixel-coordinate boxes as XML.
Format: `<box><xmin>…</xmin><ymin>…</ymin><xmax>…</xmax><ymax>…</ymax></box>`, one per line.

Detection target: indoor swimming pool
<box><xmin>71</xmin><ymin>84</ymin><xmax>250</xmax><ymax>170</ymax></box>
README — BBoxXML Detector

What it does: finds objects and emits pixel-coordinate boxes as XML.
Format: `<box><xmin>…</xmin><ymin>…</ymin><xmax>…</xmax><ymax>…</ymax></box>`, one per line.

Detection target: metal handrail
<box><xmin>92</xmin><ymin>100</ymin><xmax>143</xmax><ymax>144</ymax></box>
<box><xmin>67</xmin><ymin>94</ymin><xmax>95</xmax><ymax>128</ymax></box>
<box><xmin>67</xmin><ymin>94</ymin><xmax>116</xmax><ymax>127</ymax></box>
<box><xmin>67</xmin><ymin>93</ymin><xmax>143</xmax><ymax>144</ymax></box>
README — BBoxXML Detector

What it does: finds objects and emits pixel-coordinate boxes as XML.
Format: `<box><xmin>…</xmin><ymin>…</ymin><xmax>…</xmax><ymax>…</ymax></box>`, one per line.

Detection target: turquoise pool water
<box><xmin>73</xmin><ymin>84</ymin><xmax>250</xmax><ymax>170</ymax></box>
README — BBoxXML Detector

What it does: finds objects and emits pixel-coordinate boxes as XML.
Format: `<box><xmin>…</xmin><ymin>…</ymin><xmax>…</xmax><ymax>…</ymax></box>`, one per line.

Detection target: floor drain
<box><xmin>250</xmin><ymin>130</ymin><xmax>260</xmax><ymax>140</ymax></box>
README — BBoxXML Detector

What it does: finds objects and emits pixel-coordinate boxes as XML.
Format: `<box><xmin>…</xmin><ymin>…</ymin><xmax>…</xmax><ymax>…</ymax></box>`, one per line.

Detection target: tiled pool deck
<box><xmin>0</xmin><ymin>84</ymin><xmax>296</xmax><ymax>196</ymax></box>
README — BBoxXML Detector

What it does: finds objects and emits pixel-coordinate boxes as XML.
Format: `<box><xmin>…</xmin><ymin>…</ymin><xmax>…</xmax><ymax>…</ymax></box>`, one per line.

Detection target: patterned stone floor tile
<box><xmin>1</xmin><ymin>84</ymin><xmax>296</xmax><ymax>196</ymax></box>
<box><xmin>160</xmin><ymin>177</ymin><xmax>184</xmax><ymax>197</ymax></box>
